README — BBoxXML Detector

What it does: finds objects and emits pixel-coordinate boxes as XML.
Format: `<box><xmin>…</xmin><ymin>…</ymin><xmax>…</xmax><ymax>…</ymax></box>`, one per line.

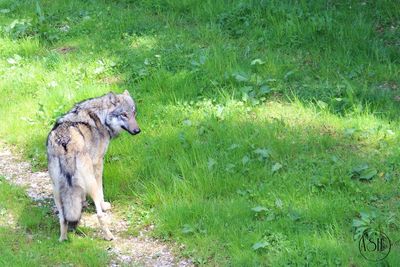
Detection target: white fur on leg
<box><xmin>101</xmin><ymin>201</ymin><xmax>111</xmax><ymax>211</ymax></box>
<box><xmin>97</xmin><ymin>213</ymin><xmax>114</xmax><ymax>240</ymax></box>
<box><xmin>94</xmin><ymin>197</ymin><xmax>114</xmax><ymax>240</ymax></box>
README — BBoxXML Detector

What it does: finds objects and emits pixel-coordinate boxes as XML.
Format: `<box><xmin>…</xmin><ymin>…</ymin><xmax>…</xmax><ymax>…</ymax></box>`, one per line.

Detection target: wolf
<box><xmin>47</xmin><ymin>90</ymin><xmax>140</xmax><ymax>241</ymax></box>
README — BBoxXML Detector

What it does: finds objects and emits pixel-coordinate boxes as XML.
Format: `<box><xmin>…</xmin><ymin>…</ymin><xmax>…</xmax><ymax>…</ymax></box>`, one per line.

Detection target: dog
<box><xmin>47</xmin><ymin>90</ymin><xmax>140</xmax><ymax>241</ymax></box>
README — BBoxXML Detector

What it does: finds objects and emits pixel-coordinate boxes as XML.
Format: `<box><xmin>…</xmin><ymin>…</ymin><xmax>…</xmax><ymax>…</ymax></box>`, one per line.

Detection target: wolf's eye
<box><xmin>121</xmin><ymin>112</ymin><xmax>128</xmax><ymax>118</ymax></box>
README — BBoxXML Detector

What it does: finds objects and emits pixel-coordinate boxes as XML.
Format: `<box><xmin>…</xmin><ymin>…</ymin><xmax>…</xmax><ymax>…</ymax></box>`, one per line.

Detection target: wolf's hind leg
<box><xmin>59</xmin><ymin>217</ymin><xmax>68</xmax><ymax>242</ymax></box>
<box><xmin>54</xmin><ymin>190</ymin><xmax>68</xmax><ymax>241</ymax></box>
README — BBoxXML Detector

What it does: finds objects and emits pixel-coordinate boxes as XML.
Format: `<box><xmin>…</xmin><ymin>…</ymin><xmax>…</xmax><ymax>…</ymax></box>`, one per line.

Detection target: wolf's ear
<box><xmin>107</xmin><ymin>92</ymin><xmax>119</xmax><ymax>105</ymax></box>
<box><xmin>123</xmin><ymin>90</ymin><xmax>130</xmax><ymax>96</ymax></box>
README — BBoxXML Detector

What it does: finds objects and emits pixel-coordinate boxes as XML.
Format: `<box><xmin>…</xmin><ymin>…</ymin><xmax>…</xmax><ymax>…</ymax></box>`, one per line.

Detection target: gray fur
<box><xmin>47</xmin><ymin>90</ymin><xmax>140</xmax><ymax>241</ymax></box>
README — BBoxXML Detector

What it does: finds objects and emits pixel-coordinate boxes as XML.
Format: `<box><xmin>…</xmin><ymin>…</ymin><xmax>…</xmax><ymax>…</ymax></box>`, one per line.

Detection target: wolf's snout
<box><xmin>126</xmin><ymin>116</ymin><xmax>140</xmax><ymax>135</ymax></box>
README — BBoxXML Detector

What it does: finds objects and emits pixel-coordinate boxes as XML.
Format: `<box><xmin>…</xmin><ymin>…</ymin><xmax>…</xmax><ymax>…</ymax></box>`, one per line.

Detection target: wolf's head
<box><xmin>105</xmin><ymin>90</ymin><xmax>140</xmax><ymax>137</ymax></box>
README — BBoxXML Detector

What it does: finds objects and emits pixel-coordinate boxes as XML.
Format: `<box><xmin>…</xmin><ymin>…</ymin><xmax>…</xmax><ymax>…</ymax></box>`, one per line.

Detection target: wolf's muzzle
<box><xmin>122</xmin><ymin>125</ymin><xmax>141</xmax><ymax>135</ymax></box>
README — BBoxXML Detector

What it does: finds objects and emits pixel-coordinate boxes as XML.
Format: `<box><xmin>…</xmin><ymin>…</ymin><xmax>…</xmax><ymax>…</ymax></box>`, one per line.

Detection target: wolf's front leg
<box><xmin>94</xmin><ymin>161</ymin><xmax>111</xmax><ymax>212</ymax></box>
<box><xmin>94</xmin><ymin>199</ymin><xmax>114</xmax><ymax>241</ymax></box>
<box><xmin>101</xmin><ymin>200</ymin><xmax>111</xmax><ymax>211</ymax></box>
<box><xmin>88</xmin><ymin>176</ymin><xmax>114</xmax><ymax>241</ymax></box>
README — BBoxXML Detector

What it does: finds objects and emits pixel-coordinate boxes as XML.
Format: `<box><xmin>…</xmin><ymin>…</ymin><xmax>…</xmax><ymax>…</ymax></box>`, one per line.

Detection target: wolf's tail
<box><xmin>60</xmin><ymin>184</ymin><xmax>84</xmax><ymax>226</ymax></box>
<box><xmin>56</xmin><ymin>157</ymin><xmax>85</xmax><ymax>227</ymax></box>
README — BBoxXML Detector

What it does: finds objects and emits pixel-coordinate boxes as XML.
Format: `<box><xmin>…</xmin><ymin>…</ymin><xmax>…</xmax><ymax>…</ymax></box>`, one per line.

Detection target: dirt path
<box><xmin>0</xmin><ymin>142</ymin><xmax>192</xmax><ymax>267</ymax></box>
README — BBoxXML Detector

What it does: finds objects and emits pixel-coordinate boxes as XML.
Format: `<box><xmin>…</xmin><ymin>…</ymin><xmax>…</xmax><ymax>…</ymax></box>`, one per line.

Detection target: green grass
<box><xmin>0</xmin><ymin>176</ymin><xmax>108</xmax><ymax>266</ymax></box>
<box><xmin>0</xmin><ymin>0</ymin><xmax>399</xmax><ymax>265</ymax></box>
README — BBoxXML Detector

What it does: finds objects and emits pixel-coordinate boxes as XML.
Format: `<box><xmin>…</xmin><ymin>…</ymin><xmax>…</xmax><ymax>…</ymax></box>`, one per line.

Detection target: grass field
<box><xmin>0</xmin><ymin>176</ymin><xmax>109</xmax><ymax>266</ymax></box>
<box><xmin>0</xmin><ymin>0</ymin><xmax>399</xmax><ymax>265</ymax></box>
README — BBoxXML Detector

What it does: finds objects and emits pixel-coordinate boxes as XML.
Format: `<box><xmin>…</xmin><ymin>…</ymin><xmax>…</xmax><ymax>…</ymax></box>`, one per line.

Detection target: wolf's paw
<box><xmin>101</xmin><ymin>201</ymin><xmax>111</xmax><ymax>211</ymax></box>
<box><xmin>59</xmin><ymin>236</ymin><xmax>67</xmax><ymax>242</ymax></box>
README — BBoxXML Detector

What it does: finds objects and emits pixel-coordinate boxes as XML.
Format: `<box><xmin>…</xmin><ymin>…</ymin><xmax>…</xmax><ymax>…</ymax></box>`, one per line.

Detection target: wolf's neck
<box><xmin>87</xmin><ymin>109</ymin><xmax>115</xmax><ymax>138</ymax></box>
